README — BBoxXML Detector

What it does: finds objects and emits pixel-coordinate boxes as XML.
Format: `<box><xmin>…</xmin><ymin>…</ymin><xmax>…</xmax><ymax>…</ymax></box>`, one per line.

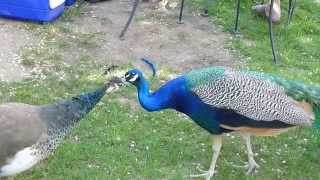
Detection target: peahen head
<box><xmin>124</xmin><ymin>69</ymin><xmax>145</xmax><ymax>86</ymax></box>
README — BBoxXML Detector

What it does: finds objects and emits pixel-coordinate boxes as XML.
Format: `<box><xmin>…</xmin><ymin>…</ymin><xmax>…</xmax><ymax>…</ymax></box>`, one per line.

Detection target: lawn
<box><xmin>8</xmin><ymin>64</ymin><xmax>320</xmax><ymax>180</ymax></box>
<box><xmin>190</xmin><ymin>0</ymin><xmax>320</xmax><ymax>84</ymax></box>
<box><xmin>3</xmin><ymin>0</ymin><xmax>320</xmax><ymax>179</ymax></box>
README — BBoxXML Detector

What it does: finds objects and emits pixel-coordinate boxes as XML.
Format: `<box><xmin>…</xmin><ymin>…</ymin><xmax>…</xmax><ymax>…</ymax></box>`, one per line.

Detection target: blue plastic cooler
<box><xmin>0</xmin><ymin>0</ymin><xmax>66</xmax><ymax>22</ymax></box>
<box><xmin>65</xmin><ymin>0</ymin><xmax>76</xmax><ymax>6</ymax></box>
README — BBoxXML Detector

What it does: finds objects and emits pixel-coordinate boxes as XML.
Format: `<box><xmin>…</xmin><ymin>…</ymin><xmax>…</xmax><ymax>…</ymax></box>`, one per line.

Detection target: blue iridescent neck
<box><xmin>135</xmin><ymin>77</ymin><xmax>173</xmax><ymax>112</ymax></box>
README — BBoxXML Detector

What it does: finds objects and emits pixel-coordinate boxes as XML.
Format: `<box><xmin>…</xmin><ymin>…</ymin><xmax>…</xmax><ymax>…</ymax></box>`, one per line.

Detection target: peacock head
<box><xmin>124</xmin><ymin>58</ymin><xmax>157</xmax><ymax>87</ymax></box>
<box><xmin>124</xmin><ymin>69</ymin><xmax>144</xmax><ymax>85</ymax></box>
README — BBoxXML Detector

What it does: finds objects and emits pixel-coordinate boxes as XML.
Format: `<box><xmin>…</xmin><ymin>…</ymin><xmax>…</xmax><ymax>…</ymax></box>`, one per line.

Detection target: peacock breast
<box><xmin>172</xmin><ymin>78</ymin><xmax>224</xmax><ymax>134</ymax></box>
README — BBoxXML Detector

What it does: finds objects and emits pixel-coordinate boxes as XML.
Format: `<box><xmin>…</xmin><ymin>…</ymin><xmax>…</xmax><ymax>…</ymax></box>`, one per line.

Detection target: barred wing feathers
<box><xmin>185</xmin><ymin>67</ymin><xmax>315</xmax><ymax>126</ymax></box>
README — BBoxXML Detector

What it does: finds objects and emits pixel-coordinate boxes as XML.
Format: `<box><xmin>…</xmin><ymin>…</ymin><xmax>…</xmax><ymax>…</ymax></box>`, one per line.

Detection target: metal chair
<box><xmin>178</xmin><ymin>0</ymin><xmax>210</xmax><ymax>24</ymax></box>
<box><xmin>177</xmin><ymin>0</ymin><xmax>297</xmax><ymax>64</ymax></box>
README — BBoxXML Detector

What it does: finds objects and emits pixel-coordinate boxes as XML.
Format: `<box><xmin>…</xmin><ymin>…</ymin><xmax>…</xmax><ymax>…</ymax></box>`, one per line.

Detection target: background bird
<box><xmin>0</xmin><ymin>77</ymin><xmax>123</xmax><ymax>177</ymax></box>
<box><xmin>124</xmin><ymin>64</ymin><xmax>319</xmax><ymax>180</ymax></box>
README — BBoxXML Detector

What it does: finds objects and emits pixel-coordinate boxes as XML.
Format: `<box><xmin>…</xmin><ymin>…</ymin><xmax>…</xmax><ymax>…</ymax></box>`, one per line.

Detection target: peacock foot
<box><xmin>244</xmin><ymin>160</ymin><xmax>260</xmax><ymax>175</ymax></box>
<box><xmin>228</xmin><ymin>160</ymin><xmax>260</xmax><ymax>174</ymax></box>
<box><xmin>189</xmin><ymin>166</ymin><xmax>216</xmax><ymax>180</ymax></box>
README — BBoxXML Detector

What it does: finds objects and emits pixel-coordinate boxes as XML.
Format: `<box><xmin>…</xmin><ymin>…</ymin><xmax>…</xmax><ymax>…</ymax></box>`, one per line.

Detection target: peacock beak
<box><xmin>124</xmin><ymin>72</ymin><xmax>131</xmax><ymax>82</ymax></box>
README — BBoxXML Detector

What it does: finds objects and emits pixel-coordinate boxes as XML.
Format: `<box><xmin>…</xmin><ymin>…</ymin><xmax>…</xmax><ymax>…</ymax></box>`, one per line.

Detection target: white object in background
<box><xmin>49</xmin><ymin>0</ymin><xmax>65</xmax><ymax>9</ymax></box>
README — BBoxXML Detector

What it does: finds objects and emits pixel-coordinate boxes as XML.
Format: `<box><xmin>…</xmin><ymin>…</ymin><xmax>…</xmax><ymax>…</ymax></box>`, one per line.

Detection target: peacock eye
<box><xmin>128</xmin><ymin>74</ymin><xmax>139</xmax><ymax>82</ymax></box>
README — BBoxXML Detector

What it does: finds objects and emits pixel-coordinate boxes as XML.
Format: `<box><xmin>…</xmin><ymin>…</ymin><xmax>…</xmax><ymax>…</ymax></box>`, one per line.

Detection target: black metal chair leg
<box><xmin>288</xmin><ymin>0</ymin><xmax>292</xmax><ymax>20</ymax></box>
<box><xmin>201</xmin><ymin>9</ymin><xmax>209</xmax><ymax>17</ymax></box>
<box><xmin>177</xmin><ymin>0</ymin><xmax>185</xmax><ymax>24</ymax></box>
<box><xmin>231</xmin><ymin>0</ymin><xmax>241</xmax><ymax>34</ymax></box>
<box><xmin>201</xmin><ymin>0</ymin><xmax>210</xmax><ymax>17</ymax></box>
<box><xmin>287</xmin><ymin>0</ymin><xmax>296</xmax><ymax>25</ymax></box>
<box><xmin>268</xmin><ymin>0</ymin><xmax>279</xmax><ymax>64</ymax></box>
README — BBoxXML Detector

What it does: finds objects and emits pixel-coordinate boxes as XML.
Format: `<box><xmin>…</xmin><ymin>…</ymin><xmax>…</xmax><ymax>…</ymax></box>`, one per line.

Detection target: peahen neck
<box><xmin>40</xmin><ymin>85</ymin><xmax>107</xmax><ymax>131</ymax></box>
<box><xmin>136</xmin><ymin>77</ymin><xmax>174</xmax><ymax>112</ymax></box>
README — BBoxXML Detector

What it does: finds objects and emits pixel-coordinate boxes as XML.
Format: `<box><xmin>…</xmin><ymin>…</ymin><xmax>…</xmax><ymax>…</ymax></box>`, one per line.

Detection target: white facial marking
<box><xmin>128</xmin><ymin>74</ymin><xmax>139</xmax><ymax>82</ymax></box>
<box><xmin>0</xmin><ymin>147</ymin><xmax>39</xmax><ymax>177</ymax></box>
<box><xmin>125</xmin><ymin>73</ymin><xmax>130</xmax><ymax>78</ymax></box>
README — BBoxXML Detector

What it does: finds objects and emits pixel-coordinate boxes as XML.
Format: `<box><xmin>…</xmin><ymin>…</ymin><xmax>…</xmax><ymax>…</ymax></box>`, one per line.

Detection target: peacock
<box><xmin>124</xmin><ymin>61</ymin><xmax>320</xmax><ymax>179</ymax></box>
<box><xmin>0</xmin><ymin>77</ymin><xmax>123</xmax><ymax>177</ymax></box>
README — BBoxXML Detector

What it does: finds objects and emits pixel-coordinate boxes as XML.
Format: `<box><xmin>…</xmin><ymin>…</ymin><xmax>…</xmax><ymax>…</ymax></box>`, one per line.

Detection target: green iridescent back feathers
<box><xmin>184</xmin><ymin>67</ymin><xmax>320</xmax><ymax>128</ymax></box>
<box><xmin>185</xmin><ymin>67</ymin><xmax>225</xmax><ymax>88</ymax></box>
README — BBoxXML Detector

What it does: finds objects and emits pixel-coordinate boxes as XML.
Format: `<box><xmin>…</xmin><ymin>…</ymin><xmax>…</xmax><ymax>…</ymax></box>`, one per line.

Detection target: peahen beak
<box><xmin>121</xmin><ymin>75</ymin><xmax>129</xmax><ymax>85</ymax></box>
<box><xmin>105</xmin><ymin>77</ymin><xmax>125</xmax><ymax>93</ymax></box>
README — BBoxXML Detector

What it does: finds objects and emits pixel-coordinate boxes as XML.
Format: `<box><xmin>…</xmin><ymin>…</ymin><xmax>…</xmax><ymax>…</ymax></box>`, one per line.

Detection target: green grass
<box><xmin>190</xmin><ymin>0</ymin><xmax>320</xmax><ymax>85</ymax></box>
<box><xmin>3</xmin><ymin>0</ymin><xmax>320</xmax><ymax>179</ymax></box>
<box><xmin>7</xmin><ymin>65</ymin><xmax>320</xmax><ymax>179</ymax></box>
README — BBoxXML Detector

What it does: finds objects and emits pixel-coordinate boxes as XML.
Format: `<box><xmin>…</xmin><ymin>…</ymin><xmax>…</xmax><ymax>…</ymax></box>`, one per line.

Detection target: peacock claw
<box><xmin>228</xmin><ymin>161</ymin><xmax>260</xmax><ymax>174</ymax></box>
<box><xmin>189</xmin><ymin>166</ymin><xmax>216</xmax><ymax>180</ymax></box>
<box><xmin>189</xmin><ymin>171</ymin><xmax>216</xmax><ymax>180</ymax></box>
<box><xmin>244</xmin><ymin>161</ymin><xmax>260</xmax><ymax>175</ymax></box>
<box><xmin>196</xmin><ymin>166</ymin><xmax>208</xmax><ymax>173</ymax></box>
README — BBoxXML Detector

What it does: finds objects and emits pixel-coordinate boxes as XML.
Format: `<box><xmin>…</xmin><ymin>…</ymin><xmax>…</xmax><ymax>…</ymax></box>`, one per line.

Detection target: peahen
<box><xmin>0</xmin><ymin>77</ymin><xmax>123</xmax><ymax>177</ymax></box>
<box><xmin>124</xmin><ymin>63</ymin><xmax>320</xmax><ymax>179</ymax></box>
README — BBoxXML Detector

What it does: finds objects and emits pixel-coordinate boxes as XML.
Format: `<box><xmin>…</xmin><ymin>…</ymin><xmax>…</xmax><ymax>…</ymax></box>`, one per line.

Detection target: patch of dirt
<box><xmin>0</xmin><ymin>0</ymin><xmax>244</xmax><ymax>82</ymax></box>
<box><xmin>72</xmin><ymin>0</ymin><xmax>244</xmax><ymax>72</ymax></box>
<box><xmin>0</xmin><ymin>20</ymin><xmax>33</xmax><ymax>81</ymax></box>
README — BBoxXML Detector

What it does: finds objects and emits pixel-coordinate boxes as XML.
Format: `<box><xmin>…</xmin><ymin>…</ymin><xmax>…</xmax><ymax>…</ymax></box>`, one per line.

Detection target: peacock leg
<box><xmin>241</xmin><ymin>133</ymin><xmax>260</xmax><ymax>174</ymax></box>
<box><xmin>190</xmin><ymin>135</ymin><xmax>222</xmax><ymax>180</ymax></box>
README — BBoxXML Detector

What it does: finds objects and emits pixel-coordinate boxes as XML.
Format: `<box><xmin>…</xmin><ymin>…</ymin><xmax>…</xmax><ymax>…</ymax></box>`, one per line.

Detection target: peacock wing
<box><xmin>188</xmin><ymin>68</ymin><xmax>315</xmax><ymax>126</ymax></box>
